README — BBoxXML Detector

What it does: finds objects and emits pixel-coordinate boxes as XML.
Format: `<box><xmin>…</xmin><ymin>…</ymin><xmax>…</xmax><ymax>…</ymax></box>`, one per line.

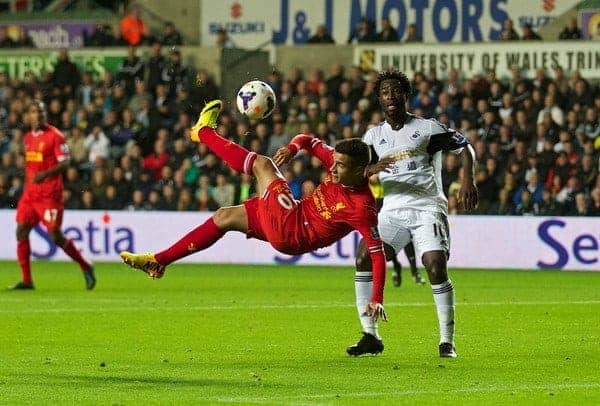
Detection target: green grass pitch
<box><xmin>0</xmin><ymin>261</ymin><xmax>599</xmax><ymax>405</ymax></box>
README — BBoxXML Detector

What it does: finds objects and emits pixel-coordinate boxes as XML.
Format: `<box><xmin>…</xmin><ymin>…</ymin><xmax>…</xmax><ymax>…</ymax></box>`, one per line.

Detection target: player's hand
<box><xmin>458</xmin><ymin>180</ymin><xmax>479</xmax><ymax>211</ymax></box>
<box><xmin>273</xmin><ymin>147</ymin><xmax>294</xmax><ymax>167</ymax></box>
<box><xmin>33</xmin><ymin>172</ymin><xmax>47</xmax><ymax>183</ymax></box>
<box><xmin>364</xmin><ymin>157</ymin><xmax>395</xmax><ymax>178</ymax></box>
<box><xmin>364</xmin><ymin>302</ymin><xmax>387</xmax><ymax>322</ymax></box>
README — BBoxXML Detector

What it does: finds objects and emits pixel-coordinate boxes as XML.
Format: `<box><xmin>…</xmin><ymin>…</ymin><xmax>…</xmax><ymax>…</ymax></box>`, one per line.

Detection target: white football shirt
<box><xmin>363</xmin><ymin>114</ymin><xmax>467</xmax><ymax>215</ymax></box>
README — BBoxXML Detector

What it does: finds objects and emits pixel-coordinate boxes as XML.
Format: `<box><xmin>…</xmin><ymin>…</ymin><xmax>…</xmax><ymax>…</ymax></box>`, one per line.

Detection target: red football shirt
<box><xmin>286</xmin><ymin>135</ymin><xmax>387</xmax><ymax>303</ymax></box>
<box><xmin>23</xmin><ymin>124</ymin><xmax>70</xmax><ymax>200</ymax></box>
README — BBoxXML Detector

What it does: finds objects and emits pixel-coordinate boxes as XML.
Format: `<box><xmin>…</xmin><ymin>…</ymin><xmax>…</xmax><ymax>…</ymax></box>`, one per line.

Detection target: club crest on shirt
<box><xmin>370</xmin><ymin>226</ymin><xmax>380</xmax><ymax>239</ymax></box>
<box><xmin>379</xmin><ymin>138</ymin><xmax>387</xmax><ymax>145</ymax></box>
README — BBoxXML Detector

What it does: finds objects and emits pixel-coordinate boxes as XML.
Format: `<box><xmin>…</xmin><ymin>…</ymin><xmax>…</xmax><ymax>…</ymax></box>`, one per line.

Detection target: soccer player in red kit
<box><xmin>10</xmin><ymin>101</ymin><xmax>96</xmax><ymax>290</ymax></box>
<box><xmin>121</xmin><ymin>100</ymin><xmax>388</xmax><ymax>319</ymax></box>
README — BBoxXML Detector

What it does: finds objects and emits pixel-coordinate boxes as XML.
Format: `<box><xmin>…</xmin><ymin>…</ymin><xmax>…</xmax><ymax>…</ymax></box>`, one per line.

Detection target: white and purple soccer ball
<box><xmin>236</xmin><ymin>80</ymin><xmax>276</xmax><ymax>121</ymax></box>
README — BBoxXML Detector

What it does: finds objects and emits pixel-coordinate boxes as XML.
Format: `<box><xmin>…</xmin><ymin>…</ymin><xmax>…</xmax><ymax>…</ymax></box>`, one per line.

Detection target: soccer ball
<box><xmin>236</xmin><ymin>80</ymin><xmax>276</xmax><ymax>121</ymax></box>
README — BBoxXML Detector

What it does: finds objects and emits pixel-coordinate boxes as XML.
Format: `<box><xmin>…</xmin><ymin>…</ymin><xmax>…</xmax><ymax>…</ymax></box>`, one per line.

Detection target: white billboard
<box><xmin>354</xmin><ymin>40</ymin><xmax>600</xmax><ymax>79</ymax></box>
<box><xmin>0</xmin><ymin>210</ymin><xmax>598</xmax><ymax>271</ymax></box>
<box><xmin>200</xmin><ymin>0</ymin><xmax>581</xmax><ymax>47</ymax></box>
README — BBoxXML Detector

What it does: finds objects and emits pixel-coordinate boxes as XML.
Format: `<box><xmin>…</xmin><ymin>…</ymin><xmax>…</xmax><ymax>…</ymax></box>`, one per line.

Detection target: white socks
<box><xmin>431</xmin><ymin>279</ymin><xmax>455</xmax><ymax>344</ymax></box>
<box><xmin>355</xmin><ymin>271</ymin><xmax>380</xmax><ymax>339</ymax></box>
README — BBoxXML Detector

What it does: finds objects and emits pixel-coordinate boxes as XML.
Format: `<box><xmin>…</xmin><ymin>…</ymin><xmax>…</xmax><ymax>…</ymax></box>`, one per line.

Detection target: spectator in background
<box><xmin>120</xmin><ymin>6</ymin><xmax>147</xmax><ymax>46</ymax></box>
<box><xmin>85</xmin><ymin>125</ymin><xmax>110</xmax><ymax>167</ymax></box>
<box><xmin>215</xmin><ymin>27</ymin><xmax>235</xmax><ymax>48</ymax></box>
<box><xmin>521</xmin><ymin>23</ymin><xmax>541</xmax><ymax>40</ymax></box>
<box><xmin>559</xmin><ymin>18</ymin><xmax>583</xmax><ymax>40</ymax></box>
<box><xmin>143</xmin><ymin>139</ymin><xmax>169</xmax><ymax>180</ymax></box>
<box><xmin>0</xmin><ymin>26</ymin><xmax>15</xmax><ymax>48</ymax></box>
<box><xmin>15</xmin><ymin>27</ymin><xmax>34</xmax><ymax>48</ymax></box>
<box><xmin>85</xmin><ymin>23</ymin><xmax>115</xmax><ymax>47</ymax></box>
<box><xmin>146</xmin><ymin>41</ymin><xmax>166</xmax><ymax>95</ymax></box>
<box><xmin>52</xmin><ymin>49</ymin><xmax>81</xmax><ymax>97</ymax></box>
<box><xmin>307</xmin><ymin>24</ymin><xmax>335</xmax><ymax>44</ymax></box>
<box><xmin>161</xmin><ymin>49</ymin><xmax>189</xmax><ymax>98</ymax></box>
<box><xmin>118</xmin><ymin>46</ymin><xmax>145</xmax><ymax>96</ymax></box>
<box><xmin>377</xmin><ymin>18</ymin><xmax>398</xmax><ymax>42</ymax></box>
<box><xmin>160</xmin><ymin>22</ymin><xmax>183</xmax><ymax>46</ymax></box>
<box><xmin>404</xmin><ymin>23</ymin><xmax>422</xmax><ymax>42</ymax></box>
<box><xmin>499</xmin><ymin>19</ymin><xmax>519</xmax><ymax>41</ymax></box>
<box><xmin>347</xmin><ymin>17</ymin><xmax>376</xmax><ymax>43</ymax></box>
<box><xmin>67</xmin><ymin>126</ymin><xmax>88</xmax><ymax>167</ymax></box>
<box><xmin>212</xmin><ymin>173</ymin><xmax>235</xmax><ymax>208</ymax></box>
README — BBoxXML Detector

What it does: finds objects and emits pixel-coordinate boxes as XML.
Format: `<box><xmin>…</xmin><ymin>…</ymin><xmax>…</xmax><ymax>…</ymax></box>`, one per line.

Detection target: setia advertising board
<box><xmin>0</xmin><ymin>210</ymin><xmax>598</xmax><ymax>271</ymax></box>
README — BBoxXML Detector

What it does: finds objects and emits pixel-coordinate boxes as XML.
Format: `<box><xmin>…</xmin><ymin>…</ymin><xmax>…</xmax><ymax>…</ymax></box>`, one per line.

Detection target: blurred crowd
<box><xmin>0</xmin><ymin>7</ymin><xmax>184</xmax><ymax>49</ymax></box>
<box><xmin>0</xmin><ymin>43</ymin><xmax>599</xmax><ymax>216</ymax></box>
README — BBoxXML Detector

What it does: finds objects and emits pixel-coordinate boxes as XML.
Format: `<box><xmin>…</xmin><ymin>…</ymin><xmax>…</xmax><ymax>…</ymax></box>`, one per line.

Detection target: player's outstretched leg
<box><xmin>121</xmin><ymin>206</ymin><xmax>247</xmax><ymax>278</ymax></box>
<box><xmin>190</xmin><ymin>100</ymin><xmax>257</xmax><ymax>175</ymax></box>
<box><xmin>120</xmin><ymin>251</ymin><xmax>166</xmax><ymax>278</ymax></box>
<box><xmin>405</xmin><ymin>242</ymin><xmax>425</xmax><ymax>285</ymax></box>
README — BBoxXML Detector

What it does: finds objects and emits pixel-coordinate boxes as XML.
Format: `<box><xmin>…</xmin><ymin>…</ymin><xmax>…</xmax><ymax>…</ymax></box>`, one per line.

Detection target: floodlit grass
<box><xmin>1</xmin><ymin>261</ymin><xmax>599</xmax><ymax>404</ymax></box>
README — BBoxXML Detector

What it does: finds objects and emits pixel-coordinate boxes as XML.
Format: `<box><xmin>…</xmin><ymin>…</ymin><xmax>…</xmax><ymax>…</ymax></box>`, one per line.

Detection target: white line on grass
<box><xmin>0</xmin><ymin>300</ymin><xmax>599</xmax><ymax>314</ymax></box>
<box><xmin>211</xmin><ymin>382</ymin><xmax>600</xmax><ymax>404</ymax></box>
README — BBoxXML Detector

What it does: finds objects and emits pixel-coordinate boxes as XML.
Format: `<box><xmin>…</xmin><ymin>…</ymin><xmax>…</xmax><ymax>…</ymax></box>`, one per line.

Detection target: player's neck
<box><xmin>386</xmin><ymin>112</ymin><xmax>407</xmax><ymax>130</ymax></box>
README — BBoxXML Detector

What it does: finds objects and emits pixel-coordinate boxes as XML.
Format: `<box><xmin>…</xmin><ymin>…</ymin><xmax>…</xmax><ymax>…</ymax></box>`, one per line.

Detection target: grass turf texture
<box><xmin>0</xmin><ymin>261</ymin><xmax>599</xmax><ymax>405</ymax></box>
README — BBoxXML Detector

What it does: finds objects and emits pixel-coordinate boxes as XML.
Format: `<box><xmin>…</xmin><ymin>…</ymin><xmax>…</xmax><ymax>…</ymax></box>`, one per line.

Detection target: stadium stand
<box><xmin>0</xmin><ymin>8</ymin><xmax>599</xmax><ymax>217</ymax></box>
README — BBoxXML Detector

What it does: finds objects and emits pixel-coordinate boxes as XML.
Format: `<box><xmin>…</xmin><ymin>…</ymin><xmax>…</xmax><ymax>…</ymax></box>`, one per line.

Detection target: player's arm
<box><xmin>354</xmin><ymin>218</ymin><xmax>387</xmax><ymax>321</ymax></box>
<box><xmin>34</xmin><ymin>133</ymin><xmax>71</xmax><ymax>183</ymax></box>
<box><xmin>427</xmin><ymin>122</ymin><xmax>479</xmax><ymax>211</ymax></box>
<box><xmin>273</xmin><ymin>134</ymin><xmax>334</xmax><ymax>168</ymax></box>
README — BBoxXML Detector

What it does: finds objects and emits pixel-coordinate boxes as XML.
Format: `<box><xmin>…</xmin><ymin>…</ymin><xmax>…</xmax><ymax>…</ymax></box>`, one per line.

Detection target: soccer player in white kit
<box><xmin>347</xmin><ymin>70</ymin><xmax>479</xmax><ymax>358</ymax></box>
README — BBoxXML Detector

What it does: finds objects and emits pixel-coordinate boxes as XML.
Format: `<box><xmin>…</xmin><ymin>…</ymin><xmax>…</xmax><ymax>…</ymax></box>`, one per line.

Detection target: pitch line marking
<box><xmin>0</xmin><ymin>300</ymin><xmax>599</xmax><ymax>314</ymax></box>
<box><xmin>211</xmin><ymin>382</ymin><xmax>600</xmax><ymax>404</ymax></box>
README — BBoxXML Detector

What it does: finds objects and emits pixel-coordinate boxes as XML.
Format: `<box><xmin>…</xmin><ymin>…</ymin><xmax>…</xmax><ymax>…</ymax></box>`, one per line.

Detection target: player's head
<box><xmin>332</xmin><ymin>138</ymin><xmax>371</xmax><ymax>186</ymax></box>
<box><xmin>374</xmin><ymin>69</ymin><xmax>411</xmax><ymax>120</ymax></box>
<box><xmin>28</xmin><ymin>100</ymin><xmax>47</xmax><ymax>130</ymax></box>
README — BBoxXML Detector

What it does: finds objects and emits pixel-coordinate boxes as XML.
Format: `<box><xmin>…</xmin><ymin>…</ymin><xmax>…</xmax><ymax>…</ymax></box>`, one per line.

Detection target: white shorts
<box><xmin>378</xmin><ymin>208</ymin><xmax>450</xmax><ymax>259</ymax></box>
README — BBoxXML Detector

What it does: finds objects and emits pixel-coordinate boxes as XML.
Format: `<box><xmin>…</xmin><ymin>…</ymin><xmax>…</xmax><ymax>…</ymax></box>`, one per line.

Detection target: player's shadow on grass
<box><xmin>26</xmin><ymin>372</ymin><xmax>281</xmax><ymax>389</ymax></box>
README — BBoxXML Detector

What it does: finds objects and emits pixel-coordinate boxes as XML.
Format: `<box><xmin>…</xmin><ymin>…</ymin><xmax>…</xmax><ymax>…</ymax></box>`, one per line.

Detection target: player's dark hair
<box><xmin>335</xmin><ymin>138</ymin><xmax>371</xmax><ymax>169</ymax></box>
<box><xmin>374</xmin><ymin>69</ymin><xmax>411</xmax><ymax>97</ymax></box>
<box><xmin>29</xmin><ymin>99</ymin><xmax>47</xmax><ymax>122</ymax></box>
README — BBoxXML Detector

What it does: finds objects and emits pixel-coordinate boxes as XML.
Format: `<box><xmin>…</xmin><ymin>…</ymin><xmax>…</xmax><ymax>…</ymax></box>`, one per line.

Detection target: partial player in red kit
<box><xmin>10</xmin><ymin>101</ymin><xmax>96</xmax><ymax>290</ymax></box>
<box><xmin>121</xmin><ymin>100</ymin><xmax>390</xmax><ymax>318</ymax></box>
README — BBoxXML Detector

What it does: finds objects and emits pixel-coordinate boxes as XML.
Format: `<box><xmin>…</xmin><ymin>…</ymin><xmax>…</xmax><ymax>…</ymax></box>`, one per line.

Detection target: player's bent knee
<box><xmin>213</xmin><ymin>207</ymin><xmax>233</xmax><ymax>228</ymax></box>
<box><xmin>252</xmin><ymin>155</ymin><xmax>276</xmax><ymax>176</ymax></box>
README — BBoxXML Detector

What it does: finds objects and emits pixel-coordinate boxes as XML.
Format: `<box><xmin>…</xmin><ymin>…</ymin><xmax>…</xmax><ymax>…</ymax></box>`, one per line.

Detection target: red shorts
<box><xmin>16</xmin><ymin>193</ymin><xmax>64</xmax><ymax>232</ymax></box>
<box><xmin>244</xmin><ymin>178</ymin><xmax>304</xmax><ymax>254</ymax></box>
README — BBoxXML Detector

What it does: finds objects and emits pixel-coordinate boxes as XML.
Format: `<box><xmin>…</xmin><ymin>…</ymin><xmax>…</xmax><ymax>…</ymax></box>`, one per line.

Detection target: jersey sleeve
<box><xmin>53</xmin><ymin>130</ymin><xmax>70</xmax><ymax>162</ymax></box>
<box><xmin>287</xmin><ymin>134</ymin><xmax>334</xmax><ymax>169</ymax></box>
<box><xmin>427</xmin><ymin>119</ymin><xmax>468</xmax><ymax>155</ymax></box>
<box><xmin>352</xmin><ymin>202</ymin><xmax>386</xmax><ymax>303</ymax></box>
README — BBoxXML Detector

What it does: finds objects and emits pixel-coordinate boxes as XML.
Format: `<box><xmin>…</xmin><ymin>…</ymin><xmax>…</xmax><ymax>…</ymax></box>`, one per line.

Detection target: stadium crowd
<box><xmin>0</xmin><ymin>45</ymin><xmax>599</xmax><ymax>216</ymax></box>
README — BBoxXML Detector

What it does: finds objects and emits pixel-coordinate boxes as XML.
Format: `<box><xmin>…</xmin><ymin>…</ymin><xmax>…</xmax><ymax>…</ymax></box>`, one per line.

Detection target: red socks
<box><xmin>199</xmin><ymin>127</ymin><xmax>257</xmax><ymax>174</ymax></box>
<box><xmin>155</xmin><ymin>217</ymin><xmax>225</xmax><ymax>265</ymax></box>
<box><xmin>62</xmin><ymin>238</ymin><xmax>92</xmax><ymax>271</ymax></box>
<box><xmin>17</xmin><ymin>239</ymin><xmax>32</xmax><ymax>284</ymax></box>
